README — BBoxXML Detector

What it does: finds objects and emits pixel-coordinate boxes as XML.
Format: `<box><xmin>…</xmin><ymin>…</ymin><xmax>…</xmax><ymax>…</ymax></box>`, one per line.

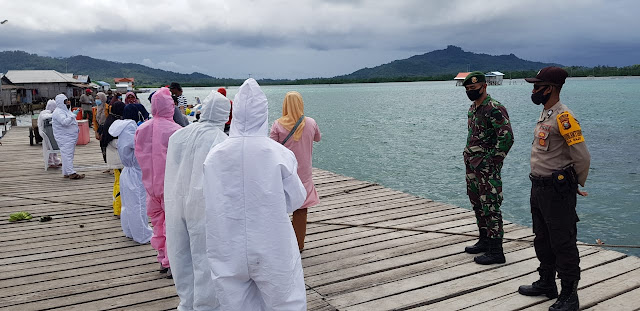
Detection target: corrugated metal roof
<box><xmin>114</xmin><ymin>77</ymin><xmax>134</xmax><ymax>83</ymax></box>
<box><xmin>454</xmin><ymin>72</ymin><xmax>470</xmax><ymax>80</ymax></box>
<box><xmin>5</xmin><ymin>70</ymin><xmax>78</xmax><ymax>84</ymax></box>
<box><xmin>489</xmin><ymin>71</ymin><xmax>505</xmax><ymax>76</ymax></box>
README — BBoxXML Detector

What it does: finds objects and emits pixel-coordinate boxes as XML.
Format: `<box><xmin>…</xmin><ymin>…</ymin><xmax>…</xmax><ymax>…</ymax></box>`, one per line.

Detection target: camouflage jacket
<box><xmin>464</xmin><ymin>95</ymin><xmax>514</xmax><ymax>164</ymax></box>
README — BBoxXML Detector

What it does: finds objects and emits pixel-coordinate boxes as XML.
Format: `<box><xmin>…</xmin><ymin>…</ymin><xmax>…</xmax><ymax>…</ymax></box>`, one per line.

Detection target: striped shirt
<box><xmin>177</xmin><ymin>95</ymin><xmax>188</xmax><ymax>107</ymax></box>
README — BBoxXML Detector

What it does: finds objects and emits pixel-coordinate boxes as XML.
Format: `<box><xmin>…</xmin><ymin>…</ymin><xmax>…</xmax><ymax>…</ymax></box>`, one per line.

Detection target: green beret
<box><xmin>462</xmin><ymin>71</ymin><xmax>486</xmax><ymax>86</ymax></box>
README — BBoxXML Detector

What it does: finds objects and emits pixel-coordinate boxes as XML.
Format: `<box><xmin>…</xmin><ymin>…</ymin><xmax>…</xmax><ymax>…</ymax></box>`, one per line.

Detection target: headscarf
<box><xmin>95</xmin><ymin>92</ymin><xmax>108</xmax><ymax>125</ymax></box>
<box><xmin>101</xmin><ymin>101</ymin><xmax>125</xmax><ymax>147</ymax></box>
<box><xmin>276</xmin><ymin>91</ymin><xmax>306</xmax><ymax>141</ymax></box>
<box><xmin>125</xmin><ymin>92</ymin><xmax>138</xmax><ymax>105</ymax></box>
<box><xmin>123</xmin><ymin>103</ymin><xmax>149</xmax><ymax>123</ymax></box>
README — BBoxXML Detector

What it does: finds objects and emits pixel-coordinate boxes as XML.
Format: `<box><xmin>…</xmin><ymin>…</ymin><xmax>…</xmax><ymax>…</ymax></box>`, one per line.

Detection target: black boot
<box><xmin>518</xmin><ymin>268</ymin><xmax>558</xmax><ymax>298</ymax></box>
<box><xmin>473</xmin><ymin>238</ymin><xmax>506</xmax><ymax>265</ymax></box>
<box><xmin>465</xmin><ymin>229</ymin><xmax>490</xmax><ymax>254</ymax></box>
<box><xmin>549</xmin><ymin>280</ymin><xmax>579</xmax><ymax>311</ymax></box>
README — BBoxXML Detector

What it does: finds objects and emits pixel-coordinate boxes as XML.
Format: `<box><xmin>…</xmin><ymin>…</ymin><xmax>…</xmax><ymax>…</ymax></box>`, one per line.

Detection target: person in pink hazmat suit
<box><xmin>134</xmin><ymin>87</ymin><xmax>182</xmax><ymax>278</ymax></box>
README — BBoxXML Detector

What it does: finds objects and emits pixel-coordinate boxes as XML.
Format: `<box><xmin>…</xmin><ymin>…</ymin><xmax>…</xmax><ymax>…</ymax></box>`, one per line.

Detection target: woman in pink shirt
<box><xmin>270</xmin><ymin>91</ymin><xmax>322</xmax><ymax>252</ymax></box>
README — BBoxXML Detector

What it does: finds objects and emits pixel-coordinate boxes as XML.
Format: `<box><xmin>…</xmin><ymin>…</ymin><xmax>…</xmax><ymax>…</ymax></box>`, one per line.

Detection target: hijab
<box><xmin>95</xmin><ymin>92</ymin><xmax>108</xmax><ymax>125</ymax></box>
<box><xmin>276</xmin><ymin>91</ymin><xmax>306</xmax><ymax>141</ymax></box>
<box><xmin>125</xmin><ymin>92</ymin><xmax>138</xmax><ymax>105</ymax></box>
<box><xmin>101</xmin><ymin>101</ymin><xmax>125</xmax><ymax>147</ymax></box>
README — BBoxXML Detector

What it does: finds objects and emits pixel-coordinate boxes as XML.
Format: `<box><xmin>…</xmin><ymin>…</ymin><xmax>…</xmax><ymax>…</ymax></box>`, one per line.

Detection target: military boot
<box><xmin>518</xmin><ymin>268</ymin><xmax>558</xmax><ymax>298</ymax></box>
<box><xmin>549</xmin><ymin>280</ymin><xmax>579</xmax><ymax>311</ymax></box>
<box><xmin>473</xmin><ymin>238</ymin><xmax>506</xmax><ymax>265</ymax></box>
<box><xmin>465</xmin><ymin>229</ymin><xmax>490</xmax><ymax>254</ymax></box>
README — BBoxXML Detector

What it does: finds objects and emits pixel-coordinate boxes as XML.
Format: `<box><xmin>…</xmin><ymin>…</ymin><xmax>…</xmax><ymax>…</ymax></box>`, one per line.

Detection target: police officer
<box><xmin>462</xmin><ymin>71</ymin><xmax>514</xmax><ymax>265</ymax></box>
<box><xmin>518</xmin><ymin>67</ymin><xmax>590</xmax><ymax>311</ymax></box>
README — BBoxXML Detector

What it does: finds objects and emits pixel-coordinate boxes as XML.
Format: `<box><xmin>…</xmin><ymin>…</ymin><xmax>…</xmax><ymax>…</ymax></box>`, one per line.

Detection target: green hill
<box><xmin>0</xmin><ymin>51</ymin><xmax>242</xmax><ymax>86</ymax></box>
<box><xmin>340</xmin><ymin>45</ymin><xmax>562</xmax><ymax>80</ymax></box>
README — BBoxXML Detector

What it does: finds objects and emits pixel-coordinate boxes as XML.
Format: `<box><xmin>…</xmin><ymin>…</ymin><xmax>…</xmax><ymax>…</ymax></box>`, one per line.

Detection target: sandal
<box><xmin>64</xmin><ymin>175</ymin><xmax>69</xmax><ymax>178</ymax></box>
<box><xmin>69</xmin><ymin>173</ymin><xmax>85</xmax><ymax>180</ymax></box>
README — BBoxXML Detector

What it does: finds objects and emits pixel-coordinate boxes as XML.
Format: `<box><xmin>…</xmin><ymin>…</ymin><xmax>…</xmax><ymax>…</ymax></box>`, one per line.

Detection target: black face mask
<box><xmin>466</xmin><ymin>87</ymin><xmax>483</xmax><ymax>101</ymax></box>
<box><xmin>531</xmin><ymin>87</ymin><xmax>551</xmax><ymax>105</ymax></box>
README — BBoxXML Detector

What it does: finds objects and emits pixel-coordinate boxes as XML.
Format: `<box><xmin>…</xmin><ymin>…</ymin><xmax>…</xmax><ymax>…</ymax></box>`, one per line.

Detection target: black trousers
<box><xmin>530</xmin><ymin>178</ymin><xmax>580</xmax><ymax>281</ymax></box>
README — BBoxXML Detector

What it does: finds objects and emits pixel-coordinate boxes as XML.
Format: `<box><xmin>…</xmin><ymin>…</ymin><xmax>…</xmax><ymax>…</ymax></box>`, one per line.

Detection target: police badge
<box><xmin>558</xmin><ymin>113</ymin><xmax>571</xmax><ymax>130</ymax></box>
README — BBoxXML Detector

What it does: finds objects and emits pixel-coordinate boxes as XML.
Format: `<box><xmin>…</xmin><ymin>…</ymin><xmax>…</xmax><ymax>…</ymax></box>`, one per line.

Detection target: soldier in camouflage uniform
<box><xmin>462</xmin><ymin>71</ymin><xmax>514</xmax><ymax>265</ymax></box>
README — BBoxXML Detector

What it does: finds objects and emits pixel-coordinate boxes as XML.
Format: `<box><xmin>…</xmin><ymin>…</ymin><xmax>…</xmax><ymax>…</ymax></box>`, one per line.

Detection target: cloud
<box><xmin>1</xmin><ymin>0</ymin><xmax>639</xmax><ymax>78</ymax></box>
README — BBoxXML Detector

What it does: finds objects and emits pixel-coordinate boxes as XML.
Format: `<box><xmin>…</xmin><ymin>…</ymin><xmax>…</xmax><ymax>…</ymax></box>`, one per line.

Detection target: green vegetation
<box><xmin>1</xmin><ymin>48</ymin><xmax>638</xmax><ymax>87</ymax></box>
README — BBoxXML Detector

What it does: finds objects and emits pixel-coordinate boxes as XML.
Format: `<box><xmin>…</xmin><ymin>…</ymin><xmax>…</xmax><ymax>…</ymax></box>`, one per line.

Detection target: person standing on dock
<box><xmin>37</xmin><ymin>99</ymin><xmax>62</xmax><ymax>168</ymax></box>
<box><xmin>270</xmin><ymin>91</ymin><xmax>322</xmax><ymax>252</ymax></box>
<box><xmin>164</xmin><ymin>90</ymin><xmax>230</xmax><ymax>311</ymax></box>
<box><xmin>51</xmin><ymin>94</ymin><xmax>85</xmax><ymax>180</ymax></box>
<box><xmin>203</xmin><ymin>78</ymin><xmax>307</xmax><ymax>310</ymax></box>
<box><xmin>101</xmin><ymin>101</ymin><xmax>125</xmax><ymax>217</ymax></box>
<box><xmin>79</xmin><ymin>89</ymin><xmax>94</xmax><ymax>121</ymax></box>
<box><xmin>462</xmin><ymin>71</ymin><xmax>514</xmax><ymax>265</ymax></box>
<box><xmin>518</xmin><ymin>67</ymin><xmax>590</xmax><ymax>311</ymax></box>
<box><xmin>135</xmin><ymin>87</ymin><xmax>182</xmax><ymax>278</ymax></box>
<box><xmin>108</xmin><ymin>104</ymin><xmax>153</xmax><ymax>244</ymax></box>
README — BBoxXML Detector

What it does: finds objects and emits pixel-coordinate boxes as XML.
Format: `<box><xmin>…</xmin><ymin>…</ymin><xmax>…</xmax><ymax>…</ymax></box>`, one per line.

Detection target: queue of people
<box><xmin>40</xmin><ymin>66</ymin><xmax>587</xmax><ymax>311</ymax></box>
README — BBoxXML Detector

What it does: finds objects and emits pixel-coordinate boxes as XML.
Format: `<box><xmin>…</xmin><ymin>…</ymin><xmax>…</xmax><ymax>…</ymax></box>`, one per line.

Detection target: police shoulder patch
<box><xmin>557</xmin><ymin>111</ymin><xmax>584</xmax><ymax>146</ymax></box>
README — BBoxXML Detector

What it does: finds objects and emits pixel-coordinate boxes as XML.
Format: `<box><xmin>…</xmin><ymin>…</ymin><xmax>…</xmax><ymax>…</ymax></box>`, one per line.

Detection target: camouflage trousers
<box><xmin>464</xmin><ymin>155</ymin><xmax>504</xmax><ymax>239</ymax></box>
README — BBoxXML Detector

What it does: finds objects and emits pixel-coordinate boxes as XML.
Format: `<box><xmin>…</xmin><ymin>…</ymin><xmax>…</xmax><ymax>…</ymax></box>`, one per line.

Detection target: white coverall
<box><xmin>109</xmin><ymin>119</ymin><xmax>153</xmax><ymax>244</ymax></box>
<box><xmin>38</xmin><ymin>99</ymin><xmax>62</xmax><ymax>166</ymax></box>
<box><xmin>51</xmin><ymin>94</ymin><xmax>79</xmax><ymax>176</ymax></box>
<box><xmin>165</xmin><ymin>91</ymin><xmax>230</xmax><ymax>311</ymax></box>
<box><xmin>203</xmin><ymin>78</ymin><xmax>308</xmax><ymax>311</ymax></box>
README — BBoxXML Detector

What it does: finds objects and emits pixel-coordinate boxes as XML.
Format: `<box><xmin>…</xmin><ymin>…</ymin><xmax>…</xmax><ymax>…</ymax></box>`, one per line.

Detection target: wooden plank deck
<box><xmin>1</xmin><ymin>126</ymin><xmax>639</xmax><ymax>311</ymax></box>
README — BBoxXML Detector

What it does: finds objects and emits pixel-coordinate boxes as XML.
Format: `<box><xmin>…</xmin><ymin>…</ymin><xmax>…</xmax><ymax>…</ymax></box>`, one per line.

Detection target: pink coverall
<box><xmin>134</xmin><ymin>87</ymin><xmax>182</xmax><ymax>268</ymax></box>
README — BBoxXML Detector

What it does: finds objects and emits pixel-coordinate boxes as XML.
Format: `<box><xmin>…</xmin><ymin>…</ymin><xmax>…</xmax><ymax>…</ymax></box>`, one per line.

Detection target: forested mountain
<box><xmin>0</xmin><ymin>51</ymin><xmax>242</xmax><ymax>86</ymax></box>
<box><xmin>339</xmin><ymin>45</ymin><xmax>561</xmax><ymax>80</ymax></box>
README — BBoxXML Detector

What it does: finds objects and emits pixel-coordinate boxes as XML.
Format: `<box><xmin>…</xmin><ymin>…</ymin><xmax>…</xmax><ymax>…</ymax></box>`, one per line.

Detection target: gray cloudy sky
<box><xmin>0</xmin><ymin>0</ymin><xmax>638</xmax><ymax>79</ymax></box>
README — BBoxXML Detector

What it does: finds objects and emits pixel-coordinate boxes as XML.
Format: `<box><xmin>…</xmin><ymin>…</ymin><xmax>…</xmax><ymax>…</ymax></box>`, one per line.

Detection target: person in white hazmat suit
<box><xmin>108</xmin><ymin>104</ymin><xmax>153</xmax><ymax>244</ymax></box>
<box><xmin>165</xmin><ymin>90</ymin><xmax>231</xmax><ymax>311</ymax></box>
<box><xmin>203</xmin><ymin>78</ymin><xmax>308</xmax><ymax>311</ymax></box>
<box><xmin>38</xmin><ymin>99</ymin><xmax>62</xmax><ymax>167</ymax></box>
<box><xmin>51</xmin><ymin>94</ymin><xmax>85</xmax><ymax>179</ymax></box>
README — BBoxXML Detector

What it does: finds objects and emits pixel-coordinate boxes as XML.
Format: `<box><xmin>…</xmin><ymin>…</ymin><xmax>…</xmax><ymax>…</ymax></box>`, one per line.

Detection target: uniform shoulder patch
<box><xmin>557</xmin><ymin>111</ymin><xmax>584</xmax><ymax>146</ymax></box>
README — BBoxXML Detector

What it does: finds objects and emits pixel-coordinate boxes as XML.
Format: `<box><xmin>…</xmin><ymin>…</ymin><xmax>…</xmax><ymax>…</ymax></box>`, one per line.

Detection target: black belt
<box><xmin>529</xmin><ymin>174</ymin><xmax>554</xmax><ymax>186</ymax></box>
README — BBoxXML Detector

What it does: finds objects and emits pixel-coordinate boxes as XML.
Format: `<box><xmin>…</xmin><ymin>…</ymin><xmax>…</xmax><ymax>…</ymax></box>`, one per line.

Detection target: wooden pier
<box><xmin>1</xmin><ymin>126</ymin><xmax>639</xmax><ymax>310</ymax></box>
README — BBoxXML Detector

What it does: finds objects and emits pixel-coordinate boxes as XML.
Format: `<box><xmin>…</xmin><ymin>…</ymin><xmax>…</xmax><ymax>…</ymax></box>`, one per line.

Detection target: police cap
<box><xmin>462</xmin><ymin>71</ymin><xmax>486</xmax><ymax>86</ymax></box>
<box><xmin>525</xmin><ymin>66</ymin><xmax>568</xmax><ymax>86</ymax></box>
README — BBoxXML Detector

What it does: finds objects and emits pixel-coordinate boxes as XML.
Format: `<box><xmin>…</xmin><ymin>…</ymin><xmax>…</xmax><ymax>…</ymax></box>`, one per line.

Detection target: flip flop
<box><xmin>69</xmin><ymin>173</ymin><xmax>85</xmax><ymax>180</ymax></box>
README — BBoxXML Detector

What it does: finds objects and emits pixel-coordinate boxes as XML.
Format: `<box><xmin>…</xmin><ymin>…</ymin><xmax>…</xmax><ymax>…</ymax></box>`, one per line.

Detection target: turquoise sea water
<box><xmin>147</xmin><ymin>77</ymin><xmax>640</xmax><ymax>257</ymax></box>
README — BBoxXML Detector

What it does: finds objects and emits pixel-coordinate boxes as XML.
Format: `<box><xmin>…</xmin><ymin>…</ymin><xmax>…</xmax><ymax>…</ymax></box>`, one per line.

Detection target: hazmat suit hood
<box><xmin>229</xmin><ymin>78</ymin><xmax>268</xmax><ymax>137</ymax></box>
<box><xmin>200</xmin><ymin>90</ymin><xmax>231</xmax><ymax>126</ymax></box>
<box><xmin>151</xmin><ymin>87</ymin><xmax>175</xmax><ymax>119</ymax></box>
<box><xmin>46</xmin><ymin>99</ymin><xmax>57</xmax><ymax>112</ymax></box>
<box><xmin>164</xmin><ymin>89</ymin><xmax>229</xmax><ymax>310</ymax></box>
<box><xmin>55</xmin><ymin>94</ymin><xmax>70</xmax><ymax>112</ymax></box>
<box><xmin>108</xmin><ymin>119</ymin><xmax>134</xmax><ymax>138</ymax></box>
